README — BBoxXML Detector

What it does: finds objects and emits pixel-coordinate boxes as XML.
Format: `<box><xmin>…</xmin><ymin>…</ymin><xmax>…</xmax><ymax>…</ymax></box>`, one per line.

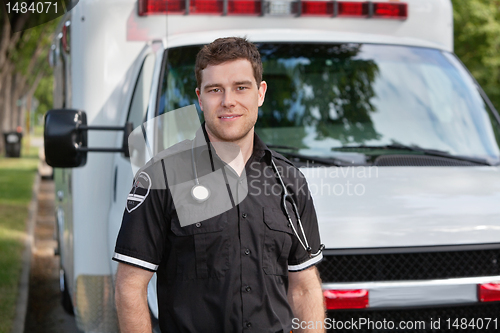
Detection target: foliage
<box><xmin>0</xmin><ymin>10</ymin><xmax>57</xmax><ymax>154</ymax></box>
<box><xmin>259</xmin><ymin>43</ymin><xmax>380</xmax><ymax>145</ymax></box>
<box><xmin>34</xmin><ymin>74</ymin><xmax>54</xmax><ymax>124</ymax></box>
<box><xmin>452</xmin><ymin>0</ymin><xmax>500</xmax><ymax>111</ymax></box>
<box><xmin>12</xmin><ymin>19</ymin><xmax>56</xmax><ymax>76</ymax></box>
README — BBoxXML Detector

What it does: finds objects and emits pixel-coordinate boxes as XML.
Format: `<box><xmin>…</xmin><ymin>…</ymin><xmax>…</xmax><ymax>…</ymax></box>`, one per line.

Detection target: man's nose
<box><xmin>221</xmin><ymin>90</ymin><xmax>236</xmax><ymax>108</ymax></box>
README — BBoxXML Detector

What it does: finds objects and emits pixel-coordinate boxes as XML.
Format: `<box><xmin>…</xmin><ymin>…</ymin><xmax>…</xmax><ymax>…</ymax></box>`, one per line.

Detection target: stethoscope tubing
<box><xmin>271</xmin><ymin>159</ymin><xmax>323</xmax><ymax>258</ymax></box>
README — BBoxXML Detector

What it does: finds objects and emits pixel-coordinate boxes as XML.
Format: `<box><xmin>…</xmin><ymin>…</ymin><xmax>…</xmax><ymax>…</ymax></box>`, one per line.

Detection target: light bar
<box><xmin>478</xmin><ymin>282</ymin><xmax>500</xmax><ymax>303</ymax></box>
<box><xmin>228</xmin><ymin>0</ymin><xmax>261</xmax><ymax>15</ymax></box>
<box><xmin>373</xmin><ymin>2</ymin><xmax>407</xmax><ymax>19</ymax></box>
<box><xmin>324</xmin><ymin>289</ymin><xmax>369</xmax><ymax>310</ymax></box>
<box><xmin>301</xmin><ymin>1</ymin><xmax>334</xmax><ymax>16</ymax></box>
<box><xmin>137</xmin><ymin>0</ymin><xmax>408</xmax><ymax>19</ymax></box>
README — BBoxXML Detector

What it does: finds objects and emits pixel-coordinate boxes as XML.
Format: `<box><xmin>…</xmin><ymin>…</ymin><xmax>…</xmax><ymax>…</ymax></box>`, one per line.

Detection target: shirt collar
<box><xmin>252</xmin><ymin>130</ymin><xmax>272</xmax><ymax>162</ymax></box>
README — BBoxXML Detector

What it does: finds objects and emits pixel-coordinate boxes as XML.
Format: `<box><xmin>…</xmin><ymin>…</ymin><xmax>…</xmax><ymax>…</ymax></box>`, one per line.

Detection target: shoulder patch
<box><xmin>126</xmin><ymin>171</ymin><xmax>152</xmax><ymax>213</ymax></box>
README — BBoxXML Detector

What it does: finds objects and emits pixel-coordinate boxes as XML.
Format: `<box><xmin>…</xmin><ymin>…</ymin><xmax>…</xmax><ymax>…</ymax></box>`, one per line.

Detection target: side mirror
<box><xmin>44</xmin><ymin>109</ymin><xmax>133</xmax><ymax>168</ymax></box>
<box><xmin>44</xmin><ymin>109</ymin><xmax>88</xmax><ymax>168</ymax></box>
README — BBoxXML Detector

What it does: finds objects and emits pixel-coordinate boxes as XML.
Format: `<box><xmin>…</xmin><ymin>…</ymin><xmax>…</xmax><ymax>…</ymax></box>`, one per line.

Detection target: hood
<box><xmin>301</xmin><ymin>166</ymin><xmax>500</xmax><ymax>249</ymax></box>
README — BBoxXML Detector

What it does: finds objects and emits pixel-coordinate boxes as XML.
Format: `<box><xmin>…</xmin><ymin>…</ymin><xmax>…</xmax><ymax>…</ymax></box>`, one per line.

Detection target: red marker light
<box><xmin>301</xmin><ymin>1</ymin><xmax>334</xmax><ymax>16</ymax></box>
<box><xmin>62</xmin><ymin>24</ymin><xmax>70</xmax><ymax>53</ymax></box>
<box><xmin>324</xmin><ymin>289</ymin><xmax>369</xmax><ymax>310</ymax></box>
<box><xmin>373</xmin><ymin>2</ymin><xmax>407</xmax><ymax>19</ymax></box>
<box><xmin>478</xmin><ymin>282</ymin><xmax>500</xmax><ymax>303</ymax></box>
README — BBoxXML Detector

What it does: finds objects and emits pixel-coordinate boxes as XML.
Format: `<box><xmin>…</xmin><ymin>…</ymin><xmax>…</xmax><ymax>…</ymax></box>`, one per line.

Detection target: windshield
<box><xmin>158</xmin><ymin>43</ymin><xmax>500</xmax><ymax>164</ymax></box>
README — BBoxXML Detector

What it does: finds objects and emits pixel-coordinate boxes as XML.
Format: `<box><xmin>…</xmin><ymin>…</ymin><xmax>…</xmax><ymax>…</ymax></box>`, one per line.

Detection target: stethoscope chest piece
<box><xmin>191</xmin><ymin>184</ymin><xmax>210</xmax><ymax>203</ymax></box>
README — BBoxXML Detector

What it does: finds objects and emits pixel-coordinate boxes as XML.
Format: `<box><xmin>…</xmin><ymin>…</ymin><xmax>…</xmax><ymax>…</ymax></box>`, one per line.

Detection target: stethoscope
<box><xmin>190</xmin><ymin>139</ymin><xmax>324</xmax><ymax>258</ymax></box>
<box><xmin>190</xmin><ymin>139</ymin><xmax>211</xmax><ymax>203</ymax></box>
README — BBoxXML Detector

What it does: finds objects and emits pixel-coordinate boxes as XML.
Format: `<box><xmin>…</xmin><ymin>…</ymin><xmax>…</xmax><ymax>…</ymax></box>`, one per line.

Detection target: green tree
<box><xmin>34</xmin><ymin>74</ymin><xmax>53</xmax><ymax>123</ymax></box>
<box><xmin>452</xmin><ymin>0</ymin><xmax>500</xmax><ymax>111</ymax></box>
<box><xmin>0</xmin><ymin>10</ymin><xmax>57</xmax><ymax>153</ymax></box>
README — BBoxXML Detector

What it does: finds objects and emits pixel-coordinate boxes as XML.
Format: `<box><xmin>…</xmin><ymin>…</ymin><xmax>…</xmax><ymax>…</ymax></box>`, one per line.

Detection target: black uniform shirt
<box><xmin>113</xmin><ymin>125</ymin><xmax>323</xmax><ymax>333</ymax></box>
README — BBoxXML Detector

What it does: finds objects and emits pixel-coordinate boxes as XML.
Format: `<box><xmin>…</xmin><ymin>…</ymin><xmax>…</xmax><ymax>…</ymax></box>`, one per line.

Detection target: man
<box><xmin>113</xmin><ymin>37</ymin><xmax>325</xmax><ymax>333</ymax></box>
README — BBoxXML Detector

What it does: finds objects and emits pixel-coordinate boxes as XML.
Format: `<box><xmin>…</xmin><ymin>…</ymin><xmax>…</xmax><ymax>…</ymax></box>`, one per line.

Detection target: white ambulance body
<box><xmin>47</xmin><ymin>0</ymin><xmax>500</xmax><ymax>332</ymax></box>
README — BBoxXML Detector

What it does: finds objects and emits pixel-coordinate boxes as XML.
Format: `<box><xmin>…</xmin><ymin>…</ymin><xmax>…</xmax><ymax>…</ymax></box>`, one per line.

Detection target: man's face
<box><xmin>196</xmin><ymin>59</ymin><xmax>267</xmax><ymax>143</ymax></box>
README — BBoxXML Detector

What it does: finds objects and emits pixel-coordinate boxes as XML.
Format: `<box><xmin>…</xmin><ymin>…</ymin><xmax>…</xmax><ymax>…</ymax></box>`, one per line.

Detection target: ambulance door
<box><xmin>107</xmin><ymin>41</ymin><xmax>165</xmax><ymax>320</ymax></box>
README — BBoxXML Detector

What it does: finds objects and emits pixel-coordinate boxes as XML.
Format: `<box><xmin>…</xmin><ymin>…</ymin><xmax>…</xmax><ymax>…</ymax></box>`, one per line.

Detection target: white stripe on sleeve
<box><xmin>113</xmin><ymin>253</ymin><xmax>159</xmax><ymax>271</ymax></box>
<box><xmin>288</xmin><ymin>252</ymin><xmax>323</xmax><ymax>272</ymax></box>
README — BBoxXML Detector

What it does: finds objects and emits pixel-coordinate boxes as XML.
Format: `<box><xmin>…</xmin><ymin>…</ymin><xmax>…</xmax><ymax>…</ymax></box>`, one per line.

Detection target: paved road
<box><xmin>24</xmin><ymin>178</ymin><xmax>82</xmax><ymax>333</ymax></box>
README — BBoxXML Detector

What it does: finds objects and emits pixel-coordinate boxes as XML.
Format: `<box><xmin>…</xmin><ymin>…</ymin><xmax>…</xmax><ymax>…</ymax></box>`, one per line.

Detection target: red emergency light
<box><xmin>301</xmin><ymin>1</ymin><xmax>334</xmax><ymax>16</ymax></box>
<box><xmin>478</xmin><ymin>282</ymin><xmax>500</xmax><ymax>303</ymax></box>
<box><xmin>190</xmin><ymin>0</ymin><xmax>223</xmax><ymax>14</ymax></box>
<box><xmin>138</xmin><ymin>0</ymin><xmax>185</xmax><ymax>15</ymax></box>
<box><xmin>373</xmin><ymin>2</ymin><xmax>407</xmax><ymax>19</ymax></box>
<box><xmin>228</xmin><ymin>0</ymin><xmax>261</xmax><ymax>15</ymax></box>
<box><xmin>337</xmin><ymin>1</ymin><xmax>368</xmax><ymax>17</ymax></box>
<box><xmin>323</xmin><ymin>289</ymin><xmax>369</xmax><ymax>310</ymax></box>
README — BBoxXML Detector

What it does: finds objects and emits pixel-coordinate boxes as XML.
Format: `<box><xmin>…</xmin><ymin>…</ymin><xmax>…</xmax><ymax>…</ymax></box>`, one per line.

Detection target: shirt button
<box><xmin>195</xmin><ymin>222</ymin><xmax>201</xmax><ymax>228</ymax></box>
<box><xmin>244</xmin><ymin>249</ymin><xmax>251</xmax><ymax>255</ymax></box>
<box><xmin>242</xmin><ymin>213</ymin><xmax>247</xmax><ymax>218</ymax></box>
<box><xmin>245</xmin><ymin>286</ymin><xmax>251</xmax><ymax>292</ymax></box>
<box><xmin>245</xmin><ymin>322</ymin><xmax>252</xmax><ymax>328</ymax></box>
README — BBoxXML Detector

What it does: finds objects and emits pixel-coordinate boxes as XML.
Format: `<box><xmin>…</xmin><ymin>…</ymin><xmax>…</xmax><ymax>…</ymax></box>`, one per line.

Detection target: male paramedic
<box><xmin>113</xmin><ymin>37</ymin><xmax>325</xmax><ymax>333</ymax></box>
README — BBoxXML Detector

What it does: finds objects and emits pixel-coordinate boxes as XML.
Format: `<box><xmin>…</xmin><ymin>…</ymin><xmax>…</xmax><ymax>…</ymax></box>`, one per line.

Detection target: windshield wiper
<box><xmin>332</xmin><ymin>143</ymin><xmax>493</xmax><ymax>166</ymax></box>
<box><xmin>265</xmin><ymin>144</ymin><xmax>299</xmax><ymax>151</ymax></box>
<box><xmin>266</xmin><ymin>144</ymin><xmax>346</xmax><ymax>166</ymax></box>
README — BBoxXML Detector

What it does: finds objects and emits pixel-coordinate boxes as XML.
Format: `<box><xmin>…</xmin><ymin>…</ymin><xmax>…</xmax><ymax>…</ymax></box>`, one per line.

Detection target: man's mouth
<box><xmin>219</xmin><ymin>115</ymin><xmax>241</xmax><ymax>120</ymax></box>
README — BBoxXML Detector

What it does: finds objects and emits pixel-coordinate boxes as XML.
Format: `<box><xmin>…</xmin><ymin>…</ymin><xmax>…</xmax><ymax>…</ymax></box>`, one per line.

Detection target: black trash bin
<box><xmin>3</xmin><ymin>132</ymin><xmax>23</xmax><ymax>157</ymax></box>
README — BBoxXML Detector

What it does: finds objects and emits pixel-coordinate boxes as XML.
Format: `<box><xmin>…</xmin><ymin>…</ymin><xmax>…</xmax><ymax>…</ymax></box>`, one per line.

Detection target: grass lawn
<box><xmin>0</xmin><ymin>137</ymin><xmax>39</xmax><ymax>333</ymax></box>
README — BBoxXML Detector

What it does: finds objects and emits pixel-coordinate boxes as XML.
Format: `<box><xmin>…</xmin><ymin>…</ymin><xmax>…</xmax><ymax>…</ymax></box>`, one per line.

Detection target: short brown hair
<box><xmin>195</xmin><ymin>37</ymin><xmax>263</xmax><ymax>89</ymax></box>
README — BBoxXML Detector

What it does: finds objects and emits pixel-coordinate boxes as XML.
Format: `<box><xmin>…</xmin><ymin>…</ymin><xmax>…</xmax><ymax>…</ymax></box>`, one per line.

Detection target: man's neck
<box><xmin>205</xmin><ymin>126</ymin><xmax>254</xmax><ymax>177</ymax></box>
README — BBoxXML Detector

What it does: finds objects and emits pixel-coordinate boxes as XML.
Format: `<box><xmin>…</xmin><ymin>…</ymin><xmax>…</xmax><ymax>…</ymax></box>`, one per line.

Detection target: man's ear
<box><xmin>195</xmin><ymin>87</ymin><xmax>203</xmax><ymax>111</ymax></box>
<box><xmin>258</xmin><ymin>81</ymin><xmax>267</xmax><ymax>107</ymax></box>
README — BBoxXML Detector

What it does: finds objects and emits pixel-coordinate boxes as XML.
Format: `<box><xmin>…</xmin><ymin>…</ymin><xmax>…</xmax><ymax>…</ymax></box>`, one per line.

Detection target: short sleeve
<box><xmin>287</xmin><ymin>171</ymin><xmax>323</xmax><ymax>272</ymax></box>
<box><xmin>113</xmin><ymin>161</ymin><xmax>169</xmax><ymax>272</ymax></box>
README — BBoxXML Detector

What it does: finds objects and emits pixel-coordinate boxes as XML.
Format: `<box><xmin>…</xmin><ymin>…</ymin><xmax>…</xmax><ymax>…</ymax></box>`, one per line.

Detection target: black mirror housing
<box><xmin>44</xmin><ymin>109</ymin><xmax>88</xmax><ymax>168</ymax></box>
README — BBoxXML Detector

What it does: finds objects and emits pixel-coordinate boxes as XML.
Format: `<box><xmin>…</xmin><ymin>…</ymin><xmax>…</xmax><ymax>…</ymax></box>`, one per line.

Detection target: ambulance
<box><xmin>45</xmin><ymin>0</ymin><xmax>500</xmax><ymax>331</ymax></box>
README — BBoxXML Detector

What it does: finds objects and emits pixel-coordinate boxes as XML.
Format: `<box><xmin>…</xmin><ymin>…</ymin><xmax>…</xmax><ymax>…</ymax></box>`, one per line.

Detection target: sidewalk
<box><xmin>23</xmin><ymin>177</ymin><xmax>81</xmax><ymax>332</ymax></box>
<box><xmin>10</xmin><ymin>137</ymin><xmax>80</xmax><ymax>333</ymax></box>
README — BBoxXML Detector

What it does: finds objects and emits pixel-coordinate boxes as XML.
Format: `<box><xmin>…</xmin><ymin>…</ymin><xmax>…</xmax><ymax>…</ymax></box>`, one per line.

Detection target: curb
<box><xmin>11</xmin><ymin>172</ymin><xmax>41</xmax><ymax>333</ymax></box>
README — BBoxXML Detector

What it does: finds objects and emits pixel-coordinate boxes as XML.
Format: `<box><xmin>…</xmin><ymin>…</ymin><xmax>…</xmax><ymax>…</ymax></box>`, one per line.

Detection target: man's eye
<box><xmin>237</xmin><ymin>86</ymin><xmax>248</xmax><ymax>91</ymax></box>
<box><xmin>210</xmin><ymin>88</ymin><xmax>221</xmax><ymax>93</ymax></box>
